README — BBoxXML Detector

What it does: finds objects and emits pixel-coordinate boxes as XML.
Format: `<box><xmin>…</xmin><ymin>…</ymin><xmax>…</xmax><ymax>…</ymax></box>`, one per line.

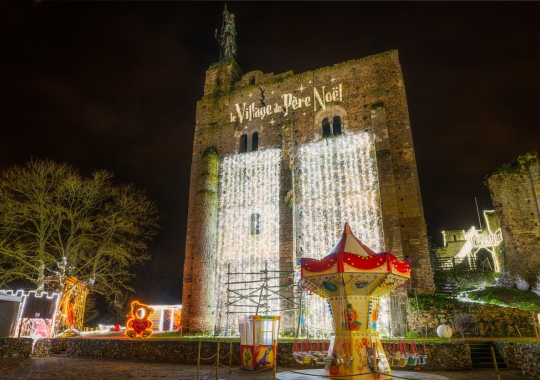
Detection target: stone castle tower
<box><xmin>181</xmin><ymin>11</ymin><xmax>434</xmax><ymax>333</ymax></box>
<box><xmin>487</xmin><ymin>153</ymin><xmax>540</xmax><ymax>281</ymax></box>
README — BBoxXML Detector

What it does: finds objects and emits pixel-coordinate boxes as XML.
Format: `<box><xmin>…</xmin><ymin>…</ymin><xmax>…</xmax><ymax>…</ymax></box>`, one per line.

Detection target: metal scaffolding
<box><xmin>222</xmin><ymin>261</ymin><xmax>300</xmax><ymax>335</ymax></box>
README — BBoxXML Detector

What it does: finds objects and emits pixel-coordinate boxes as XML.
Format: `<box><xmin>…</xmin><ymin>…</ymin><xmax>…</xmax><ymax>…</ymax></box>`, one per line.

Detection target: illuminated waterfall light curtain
<box><xmin>215</xmin><ymin>149</ymin><xmax>282</xmax><ymax>333</ymax></box>
<box><xmin>296</xmin><ymin>131</ymin><xmax>384</xmax><ymax>335</ymax></box>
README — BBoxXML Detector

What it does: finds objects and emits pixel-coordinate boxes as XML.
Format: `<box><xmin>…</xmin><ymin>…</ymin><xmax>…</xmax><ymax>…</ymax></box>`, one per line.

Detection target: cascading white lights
<box><xmin>296</xmin><ymin>131</ymin><xmax>384</xmax><ymax>335</ymax></box>
<box><xmin>215</xmin><ymin>149</ymin><xmax>282</xmax><ymax>332</ymax></box>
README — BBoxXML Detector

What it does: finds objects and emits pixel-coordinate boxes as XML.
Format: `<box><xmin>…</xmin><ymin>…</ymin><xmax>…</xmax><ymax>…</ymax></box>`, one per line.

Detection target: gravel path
<box><xmin>0</xmin><ymin>357</ymin><xmax>533</xmax><ymax>380</ymax></box>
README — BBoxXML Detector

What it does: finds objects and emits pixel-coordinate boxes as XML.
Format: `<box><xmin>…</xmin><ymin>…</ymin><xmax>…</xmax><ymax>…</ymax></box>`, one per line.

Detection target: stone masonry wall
<box><xmin>487</xmin><ymin>154</ymin><xmax>540</xmax><ymax>282</ymax></box>
<box><xmin>64</xmin><ymin>338</ymin><xmax>469</xmax><ymax>370</ymax></box>
<box><xmin>0</xmin><ymin>338</ymin><xmax>32</xmax><ymax>358</ymax></box>
<box><xmin>33</xmin><ymin>338</ymin><xmax>68</xmax><ymax>357</ymax></box>
<box><xmin>279</xmin><ymin>125</ymin><xmax>296</xmax><ymax>333</ymax></box>
<box><xmin>494</xmin><ymin>342</ymin><xmax>540</xmax><ymax>379</ymax></box>
<box><xmin>181</xmin><ymin>147</ymin><xmax>220</xmax><ymax>333</ymax></box>
<box><xmin>183</xmin><ymin>50</ymin><xmax>435</xmax><ymax>333</ymax></box>
<box><xmin>66</xmin><ymin>339</ymin><xmax>300</xmax><ymax>367</ymax></box>
<box><xmin>406</xmin><ymin>342</ymin><xmax>471</xmax><ymax>370</ymax></box>
<box><xmin>493</xmin><ymin>341</ymin><xmax>520</xmax><ymax>370</ymax></box>
<box><xmin>409</xmin><ymin>300</ymin><xmax>537</xmax><ymax>338</ymax></box>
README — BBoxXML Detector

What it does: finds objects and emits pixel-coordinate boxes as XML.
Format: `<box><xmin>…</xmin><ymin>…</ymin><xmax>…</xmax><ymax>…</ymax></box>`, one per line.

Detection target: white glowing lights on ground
<box><xmin>215</xmin><ymin>149</ymin><xmax>282</xmax><ymax>332</ymax></box>
<box><xmin>296</xmin><ymin>132</ymin><xmax>384</xmax><ymax>335</ymax></box>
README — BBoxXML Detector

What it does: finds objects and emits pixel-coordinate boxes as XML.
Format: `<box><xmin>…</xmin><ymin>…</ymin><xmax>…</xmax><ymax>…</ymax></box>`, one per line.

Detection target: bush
<box><xmin>494</xmin><ymin>268</ymin><xmax>515</xmax><ymax>289</ymax></box>
<box><xmin>434</xmin><ymin>270</ymin><xmax>495</xmax><ymax>291</ymax></box>
<box><xmin>532</xmin><ymin>274</ymin><xmax>540</xmax><ymax>297</ymax></box>
<box><xmin>412</xmin><ymin>295</ymin><xmax>459</xmax><ymax>311</ymax></box>
<box><xmin>516</xmin><ymin>275</ymin><xmax>530</xmax><ymax>291</ymax></box>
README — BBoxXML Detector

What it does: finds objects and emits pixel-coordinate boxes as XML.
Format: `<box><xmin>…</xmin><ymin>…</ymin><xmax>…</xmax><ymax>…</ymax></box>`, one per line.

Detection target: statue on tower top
<box><xmin>214</xmin><ymin>4</ymin><xmax>237</xmax><ymax>61</ymax></box>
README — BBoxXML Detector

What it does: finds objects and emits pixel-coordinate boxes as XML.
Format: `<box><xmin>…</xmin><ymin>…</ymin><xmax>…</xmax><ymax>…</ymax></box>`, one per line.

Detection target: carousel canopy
<box><xmin>298</xmin><ymin>223</ymin><xmax>411</xmax><ymax>298</ymax></box>
<box><xmin>328</xmin><ymin>222</ymin><xmax>377</xmax><ymax>257</ymax></box>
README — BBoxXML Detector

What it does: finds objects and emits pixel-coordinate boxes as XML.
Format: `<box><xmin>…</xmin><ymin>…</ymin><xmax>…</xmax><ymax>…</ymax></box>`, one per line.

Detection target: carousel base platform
<box><xmin>276</xmin><ymin>368</ymin><xmax>449</xmax><ymax>380</ymax></box>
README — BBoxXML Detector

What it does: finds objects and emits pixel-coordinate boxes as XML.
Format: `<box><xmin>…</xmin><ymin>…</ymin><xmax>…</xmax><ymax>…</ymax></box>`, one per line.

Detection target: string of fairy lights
<box><xmin>214</xmin><ymin>131</ymin><xmax>385</xmax><ymax>336</ymax></box>
<box><xmin>215</xmin><ymin>149</ymin><xmax>282</xmax><ymax>332</ymax></box>
<box><xmin>296</xmin><ymin>131</ymin><xmax>384</xmax><ymax>335</ymax></box>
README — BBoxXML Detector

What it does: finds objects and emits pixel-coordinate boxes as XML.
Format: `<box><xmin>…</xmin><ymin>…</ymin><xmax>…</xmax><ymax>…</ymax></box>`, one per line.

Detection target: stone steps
<box><xmin>467</xmin><ymin>342</ymin><xmax>506</xmax><ymax>369</ymax></box>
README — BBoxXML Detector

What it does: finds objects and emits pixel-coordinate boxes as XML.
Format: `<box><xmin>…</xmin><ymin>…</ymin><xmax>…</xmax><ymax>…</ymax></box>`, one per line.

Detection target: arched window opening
<box><xmin>252</xmin><ymin>132</ymin><xmax>259</xmax><ymax>151</ymax></box>
<box><xmin>333</xmin><ymin>116</ymin><xmax>342</xmax><ymax>135</ymax></box>
<box><xmin>251</xmin><ymin>213</ymin><xmax>261</xmax><ymax>235</ymax></box>
<box><xmin>453</xmin><ymin>234</ymin><xmax>457</xmax><ymax>242</ymax></box>
<box><xmin>250</xmin><ymin>76</ymin><xmax>256</xmax><ymax>85</ymax></box>
<box><xmin>239</xmin><ymin>134</ymin><xmax>248</xmax><ymax>153</ymax></box>
<box><xmin>322</xmin><ymin>118</ymin><xmax>331</xmax><ymax>137</ymax></box>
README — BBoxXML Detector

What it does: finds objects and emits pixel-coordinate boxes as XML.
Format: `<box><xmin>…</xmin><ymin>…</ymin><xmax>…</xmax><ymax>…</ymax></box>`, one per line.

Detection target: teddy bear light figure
<box><xmin>125</xmin><ymin>301</ymin><xmax>154</xmax><ymax>339</ymax></box>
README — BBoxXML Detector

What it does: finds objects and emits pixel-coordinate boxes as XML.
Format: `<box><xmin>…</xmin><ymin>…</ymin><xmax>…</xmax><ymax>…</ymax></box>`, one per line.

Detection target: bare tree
<box><xmin>0</xmin><ymin>159</ymin><xmax>159</xmax><ymax>328</ymax></box>
<box><xmin>453</xmin><ymin>313</ymin><xmax>477</xmax><ymax>340</ymax></box>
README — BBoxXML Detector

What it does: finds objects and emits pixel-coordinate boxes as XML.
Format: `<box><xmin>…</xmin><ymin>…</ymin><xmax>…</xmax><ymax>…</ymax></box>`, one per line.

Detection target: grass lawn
<box><xmin>148</xmin><ymin>332</ymin><xmax>540</xmax><ymax>343</ymax></box>
<box><xmin>465</xmin><ymin>287</ymin><xmax>540</xmax><ymax>311</ymax></box>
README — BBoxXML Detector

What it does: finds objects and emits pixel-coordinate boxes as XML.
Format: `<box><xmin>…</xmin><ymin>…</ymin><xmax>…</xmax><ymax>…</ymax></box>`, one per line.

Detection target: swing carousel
<box><xmin>297</xmin><ymin>223</ymin><xmax>411</xmax><ymax>379</ymax></box>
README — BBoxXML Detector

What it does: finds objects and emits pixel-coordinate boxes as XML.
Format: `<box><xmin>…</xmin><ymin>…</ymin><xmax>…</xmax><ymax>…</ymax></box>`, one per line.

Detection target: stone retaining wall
<box><xmin>494</xmin><ymin>342</ymin><xmax>540</xmax><ymax>379</ymax></box>
<box><xmin>493</xmin><ymin>342</ymin><xmax>519</xmax><ymax>369</ymax></box>
<box><xmin>66</xmin><ymin>339</ymin><xmax>241</xmax><ymax>364</ymax></box>
<box><xmin>33</xmin><ymin>338</ymin><xmax>68</xmax><ymax>357</ymax></box>
<box><xmin>403</xmin><ymin>342</ymin><xmax>471</xmax><ymax>370</ymax></box>
<box><xmin>410</xmin><ymin>300</ymin><xmax>536</xmax><ymax>337</ymax></box>
<box><xmin>63</xmin><ymin>338</ymin><xmax>470</xmax><ymax>370</ymax></box>
<box><xmin>66</xmin><ymin>339</ymin><xmax>301</xmax><ymax>367</ymax></box>
<box><xmin>0</xmin><ymin>338</ymin><xmax>33</xmax><ymax>358</ymax></box>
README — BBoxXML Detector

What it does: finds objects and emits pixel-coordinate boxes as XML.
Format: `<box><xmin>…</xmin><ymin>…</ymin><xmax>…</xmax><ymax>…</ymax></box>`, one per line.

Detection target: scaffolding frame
<box><xmin>222</xmin><ymin>261</ymin><xmax>299</xmax><ymax>335</ymax></box>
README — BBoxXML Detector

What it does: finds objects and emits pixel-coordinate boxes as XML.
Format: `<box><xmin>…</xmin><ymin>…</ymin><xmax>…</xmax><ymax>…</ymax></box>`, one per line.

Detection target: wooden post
<box><xmin>226</xmin><ymin>263</ymin><xmax>230</xmax><ymax>333</ymax></box>
<box><xmin>229</xmin><ymin>338</ymin><xmax>233</xmax><ymax>373</ymax></box>
<box><xmin>216</xmin><ymin>338</ymin><xmax>220</xmax><ymax>380</ymax></box>
<box><xmin>515</xmin><ymin>325</ymin><xmax>524</xmax><ymax>342</ymax></box>
<box><xmin>197</xmin><ymin>340</ymin><xmax>201</xmax><ymax>380</ymax></box>
<box><xmin>490</xmin><ymin>346</ymin><xmax>501</xmax><ymax>380</ymax></box>
<box><xmin>478</xmin><ymin>322</ymin><xmax>483</xmax><ymax>341</ymax></box>
<box><xmin>273</xmin><ymin>340</ymin><xmax>277</xmax><ymax>380</ymax></box>
<box><xmin>373</xmin><ymin>341</ymin><xmax>377</xmax><ymax>378</ymax></box>
<box><xmin>532</xmin><ymin>312</ymin><xmax>539</xmax><ymax>344</ymax></box>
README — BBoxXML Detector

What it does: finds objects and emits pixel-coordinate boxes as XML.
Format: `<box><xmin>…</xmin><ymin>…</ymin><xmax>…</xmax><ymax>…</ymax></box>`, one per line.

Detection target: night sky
<box><xmin>1</xmin><ymin>2</ymin><xmax>540</xmax><ymax>305</ymax></box>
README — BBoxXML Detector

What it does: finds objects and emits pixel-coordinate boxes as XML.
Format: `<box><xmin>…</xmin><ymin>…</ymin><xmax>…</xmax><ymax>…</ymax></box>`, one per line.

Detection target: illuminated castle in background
<box><xmin>181</xmin><ymin>8</ymin><xmax>434</xmax><ymax>334</ymax></box>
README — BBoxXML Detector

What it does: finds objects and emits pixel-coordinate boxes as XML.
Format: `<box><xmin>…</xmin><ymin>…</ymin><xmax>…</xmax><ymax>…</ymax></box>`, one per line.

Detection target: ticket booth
<box><xmin>238</xmin><ymin>315</ymin><xmax>280</xmax><ymax>370</ymax></box>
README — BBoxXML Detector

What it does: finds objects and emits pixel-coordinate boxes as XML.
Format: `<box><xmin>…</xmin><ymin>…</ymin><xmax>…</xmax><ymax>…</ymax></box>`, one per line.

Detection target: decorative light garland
<box><xmin>125</xmin><ymin>301</ymin><xmax>154</xmax><ymax>339</ymax></box>
<box><xmin>215</xmin><ymin>149</ymin><xmax>282</xmax><ymax>331</ymax></box>
<box><xmin>296</xmin><ymin>132</ymin><xmax>383</xmax><ymax>335</ymax></box>
<box><xmin>453</xmin><ymin>226</ymin><xmax>503</xmax><ymax>272</ymax></box>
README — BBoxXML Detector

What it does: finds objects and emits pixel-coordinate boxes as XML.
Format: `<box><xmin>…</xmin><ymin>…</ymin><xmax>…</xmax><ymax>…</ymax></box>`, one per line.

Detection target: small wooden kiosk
<box><xmin>238</xmin><ymin>315</ymin><xmax>280</xmax><ymax>370</ymax></box>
